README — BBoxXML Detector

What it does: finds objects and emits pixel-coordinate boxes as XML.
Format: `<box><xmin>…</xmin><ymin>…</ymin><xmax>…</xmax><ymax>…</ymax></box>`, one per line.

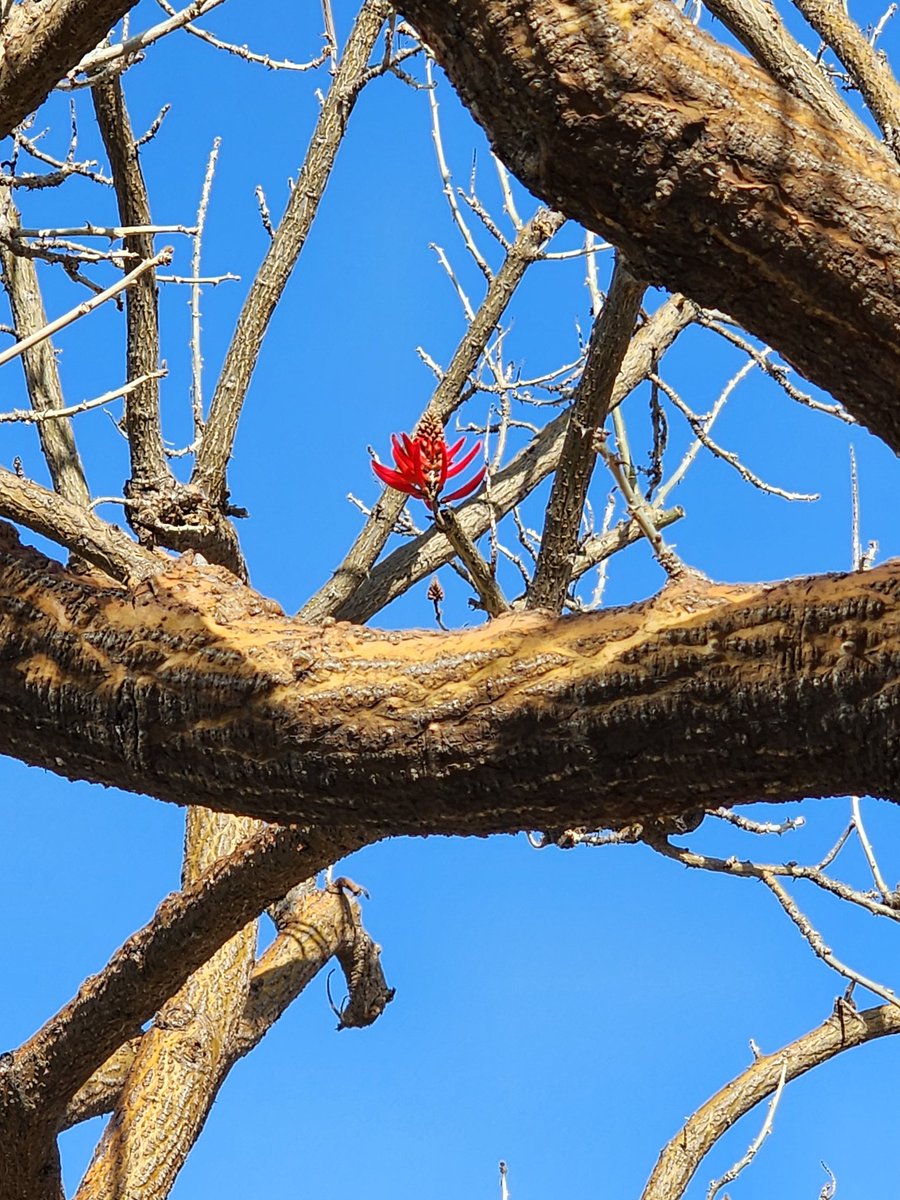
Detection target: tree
<box><xmin>0</xmin><ymin>0</ymin><xmax>898</xmax><ymax>1196</ymax></box>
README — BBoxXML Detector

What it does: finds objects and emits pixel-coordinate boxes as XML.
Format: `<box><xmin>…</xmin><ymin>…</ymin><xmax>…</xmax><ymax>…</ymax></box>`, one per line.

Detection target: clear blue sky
<box><xmin>2</xmin><ymin>2</ymin><xmax>900</xmax><ymax>1196</ymax></box>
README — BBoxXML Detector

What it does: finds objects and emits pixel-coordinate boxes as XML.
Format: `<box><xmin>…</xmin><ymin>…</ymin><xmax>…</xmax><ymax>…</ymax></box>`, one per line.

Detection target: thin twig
<box><xmin>0</xmin><ymin>248</ymin><xmax>172</xmax><ymax>371</ymax></box>
<box><xmin>190</xmin><ymin>138</ymin><xmax>220</xmax><ymax>440</ymax></box>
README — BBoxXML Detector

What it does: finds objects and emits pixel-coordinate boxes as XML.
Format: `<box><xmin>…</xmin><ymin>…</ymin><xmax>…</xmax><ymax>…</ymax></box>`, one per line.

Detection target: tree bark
<box><xmin>0</xmin><ymin>0</ymin><xmax>141</xmax><ymax>137</ymax></box>
<box><xmin>1</xmin><ymin>523</ymin><xmax>897</xmax><ymax>834</ymax></box>
<box><xmin>399</xmin><ymin>0</ymin><xmax>900</xmax><ymax>452</ymax></box>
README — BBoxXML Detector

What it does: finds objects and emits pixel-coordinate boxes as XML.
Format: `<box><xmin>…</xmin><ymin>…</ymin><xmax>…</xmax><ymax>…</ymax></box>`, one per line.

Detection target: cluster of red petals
<box><xmin>372</xmin><ymin>413</ymin><xmax>486</xmax><ymax>511</ymax></box>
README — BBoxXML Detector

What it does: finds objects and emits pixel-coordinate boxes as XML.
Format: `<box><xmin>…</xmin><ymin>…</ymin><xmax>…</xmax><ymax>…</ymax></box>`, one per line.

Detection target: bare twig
<box><xmin>0</xmin><ymin>247</ymin><xmax>171</xmax><ymax>372</ymax></box>
<box><xmin>0</xmin><ymin>369</ymin><xmax>166</xmax><ymax>425</ymax></box>
<box><xmin>707</xmin><ymin>1059</ymin><xmax>786</xmax><ymax>1200</ymax></box>
<box><xmin>193</xmin><ymin>0</ymin><xmax>392</xmax><ymax>507</ymax></box>
<box><xmin>190</xmin><ymin>138</ymin><xmax>220</xmax><ymax>440</ymax></box>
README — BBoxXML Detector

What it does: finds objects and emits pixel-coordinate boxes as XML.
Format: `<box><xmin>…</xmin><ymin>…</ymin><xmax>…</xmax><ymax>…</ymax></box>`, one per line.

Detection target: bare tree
<box><xmin>0</xmin><ymin>0</ymin><xmax>898</xmax><ymax>1197</ymax></box>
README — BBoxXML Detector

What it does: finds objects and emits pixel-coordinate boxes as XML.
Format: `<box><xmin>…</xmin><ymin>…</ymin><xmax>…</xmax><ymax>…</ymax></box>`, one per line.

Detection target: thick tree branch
<box><xmin>0</xmin><ymin>478</ymin><xmax>160</xmax><ymax>581</ymax></box>
<box><xmin>75</xmin><ymin>810</ymin><xmax>261</xmax><ymax>1200</ymax></box>
<box><xmin>0</xmin><ymin>821</ymin><xmax>368</xmax><ymax>1195</ymax></box>
<box><xmin>399</xmin><ymin>0</ymin><xmax>900</xmax><ymax>452</ymax></box>
<box><xmin>61</xmin><ymin>886</ymin><xmax>392</xmax><ymax>1130</ymax></box>
<box><xmin>0</xmin><ymin>536</ymin><xmax>898</xmax><ymax>833</ymax></box>
<box><xmin>0</xmin><ymin>0</ymin><xmax>140</xmax><ymax>139</ymax></box>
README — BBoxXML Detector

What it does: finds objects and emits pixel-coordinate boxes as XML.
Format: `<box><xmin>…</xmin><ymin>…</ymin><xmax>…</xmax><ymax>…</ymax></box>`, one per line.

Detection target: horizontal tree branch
<box><xmin>0</xmin><ymin>535</ymin><xmax>898</xmax><ymax>834</ymax></box>
<box><xmin>399</xmin><ymin>0</ymin><xmax>900</xmax><ymax>452</ymax></box>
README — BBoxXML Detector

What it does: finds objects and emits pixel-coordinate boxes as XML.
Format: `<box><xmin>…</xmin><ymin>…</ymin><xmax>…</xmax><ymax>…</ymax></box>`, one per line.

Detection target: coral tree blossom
<box><xmin>372</xmin><ymin>411</ymin><xmax>486</xmax><ymax>512</ymax></box>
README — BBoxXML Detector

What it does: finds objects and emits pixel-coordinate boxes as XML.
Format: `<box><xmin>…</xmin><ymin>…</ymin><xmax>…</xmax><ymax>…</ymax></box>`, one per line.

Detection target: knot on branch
<box><xmin>125</xmin><ymin>478</ymin><xmax>248</xmax><ymax>578</ymax></box>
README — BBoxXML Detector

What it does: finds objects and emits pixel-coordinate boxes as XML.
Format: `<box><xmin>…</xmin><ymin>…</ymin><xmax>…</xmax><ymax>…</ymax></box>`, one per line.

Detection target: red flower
<box><xmin>372</xmin><ymin>412</ymin><xmax>486</xmax><ymax>512</ymax></box>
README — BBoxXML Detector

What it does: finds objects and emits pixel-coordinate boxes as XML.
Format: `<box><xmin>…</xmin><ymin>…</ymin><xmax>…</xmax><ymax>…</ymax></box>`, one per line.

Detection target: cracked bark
<box><xmin>0</xmin><ymin>525</ymin><xmax>897</xmax><ymax>834</ymax></box>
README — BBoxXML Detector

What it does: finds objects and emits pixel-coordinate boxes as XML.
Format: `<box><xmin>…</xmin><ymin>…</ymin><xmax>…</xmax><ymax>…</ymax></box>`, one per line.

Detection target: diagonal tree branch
<box><xmin>335</xmin><ymin>292</ymin><xmax>695</xmax><ymax>623</ymax></box>
<box><xmin>703</xmin><ymin>0</ymin><xmax>871</xmax><ymax>139</ymax></box>
<box><xmin>62</xmin><ymin>886</ymin><xmax>393</xmax><ymax>1130</ymax></box>
<box><xmin>0</xmin><ymin>476</ymin><xmax>160</xmax><ymax>581</ymax></box>
<box><xmin>527</xmin><ymin>255</ymin><xmax>646</xmax><ymax>612</ymax></box>
<box><xmin>0</xmin><ymin>188</ymin><xmax>90</xmax><ymax>507</ymax></box>
<box><xmin>791</xmin><ymin>0</ymin><xmax>900</xmax><ymax>157</ymax></box>
<box><xmin>640</xmin><ymin>1003</ymin><xmax>900</xmax><ymax>1200</ymax></box>
<box><xmin>75</xmin><ymin>810</ymin><xmax>261</xmax><ymax>1200</ymax></box>
<box><xmin>299</xmin><ymin>206</ymin><xmax>565</xmax><ymax>624</ymax></box>
<box><xmin>398</xmin><ymin>0</ymin><xmax>900</xmax><ymax>453</ymax></box>
<box><xmin>0</xmin><ymin>824</ymin><xmax>369</xmax><ymax>1140</ymax></box>
<box><xmin>192</xmin><ymin>0</ymin><xmax>392</xmax><ymax>508</ymax></box>
<box><xmin>0</xmin><ymin>0</ymin><xmax>141</xmax><ymax>139</ymax></box>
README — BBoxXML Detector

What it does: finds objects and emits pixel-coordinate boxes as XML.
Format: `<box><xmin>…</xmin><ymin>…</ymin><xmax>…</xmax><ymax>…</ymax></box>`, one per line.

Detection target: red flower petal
<box><xmin>372</xmin><ymin>460</ymin><xmax>426</xmax><ymax>498</ymax></box>
<box><xmin>445</xmin><ymin>439</ymin><xmax>482</xmax><ymax>479</ymax></box>
<box><xmin>443</xmin><ymin>464</ymin><xmax>486</xmax><ymax>504</ymax></box>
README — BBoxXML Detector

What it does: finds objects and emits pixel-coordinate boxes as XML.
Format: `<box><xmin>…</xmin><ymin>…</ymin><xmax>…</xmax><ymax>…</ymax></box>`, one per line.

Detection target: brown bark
<box><xmin>0</xmin><ymin>0</ymin><xmax>141</xmax><ymax>138</ymax></box>
<box><xmin>399</xmin><ymin>0</ymin><xmax>900</xmax><ymax>452</ymax></box>
<box><xmin>0</xmin><ymin>523</ymin><xmax>897</xmax><ymax>834</ymax></box>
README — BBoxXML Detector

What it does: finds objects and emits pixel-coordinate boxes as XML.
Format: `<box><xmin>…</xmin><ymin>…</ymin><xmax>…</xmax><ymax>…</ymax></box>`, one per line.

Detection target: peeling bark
<box><xmin>1</xmin><ymin>524</ymin><xmax>897</xmax><ymax>833</ymax></box>
<box><xmin>399</xmin><ymin>0</ymin><xmax>900</xmax><ymax>451</ymax></box>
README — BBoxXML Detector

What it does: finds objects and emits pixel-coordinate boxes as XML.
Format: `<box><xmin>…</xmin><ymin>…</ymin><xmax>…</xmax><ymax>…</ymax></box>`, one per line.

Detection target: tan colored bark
<box><xmin>0</xmin><ymin>523</ymin><xmax>898</xmax><ymax>833</ymax></box>
<box><xmin>399</xmin><ymin>0</ymin><xmax>900</xmax><ymax>452</ymax></box>
<box><xmin>641</xmin><ymin>1003</ymin><xmax>900</xmax><ymax>1200</ymax></box>
<box><xmin>62</xmin><ymin>888</ymin><xmax>393</xmax><ymax>1130</ymax></box>
<box><xmin>76</xmin><ymin>811</ymin><xmax>259</xmax><ymax>1200</ymax></box>
<box><xmin>0</xmin><ymin>0</ymin><xmax>141</xmax><ymax>138</ymax></box>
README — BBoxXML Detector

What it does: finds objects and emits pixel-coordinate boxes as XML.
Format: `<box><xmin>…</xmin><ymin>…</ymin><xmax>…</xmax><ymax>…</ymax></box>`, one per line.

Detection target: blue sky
<box><xmin>2</xmin><ymin>2</ymin><xmax>900</xmax><ymax>1196</ymax></box>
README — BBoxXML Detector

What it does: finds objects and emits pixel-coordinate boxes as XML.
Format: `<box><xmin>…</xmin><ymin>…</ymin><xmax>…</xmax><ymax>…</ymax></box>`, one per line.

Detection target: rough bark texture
<box><xmin>0</xmin><ymin>0</ymin><xmax>141</xmax><ymax>137</ymax></box>
<box><xmin>1</xmin><ymin>522</ymin><xmax>897</xmax><ymax>834</ymax></box>
<box><xmin>400</xmin><ymin>0</ymin><xmax>900</xmax><ymax>452</ymax></box>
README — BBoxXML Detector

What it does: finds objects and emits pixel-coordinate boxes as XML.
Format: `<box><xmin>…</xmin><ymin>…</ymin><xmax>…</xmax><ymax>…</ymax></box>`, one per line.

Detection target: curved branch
<box><xmin>641</xmin><ymin>1003</ymin><xmax>900</xmax><ymax>1200</ymax></box>
<box><xmin>0</xmin><ymin>535</ymin><xmax>898</xmax><ymax>832</ymax></box>
<box><xmin>399</xmin><ymin>0</ymin><xmax>900</xmax><ymax>451</ymax></box>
